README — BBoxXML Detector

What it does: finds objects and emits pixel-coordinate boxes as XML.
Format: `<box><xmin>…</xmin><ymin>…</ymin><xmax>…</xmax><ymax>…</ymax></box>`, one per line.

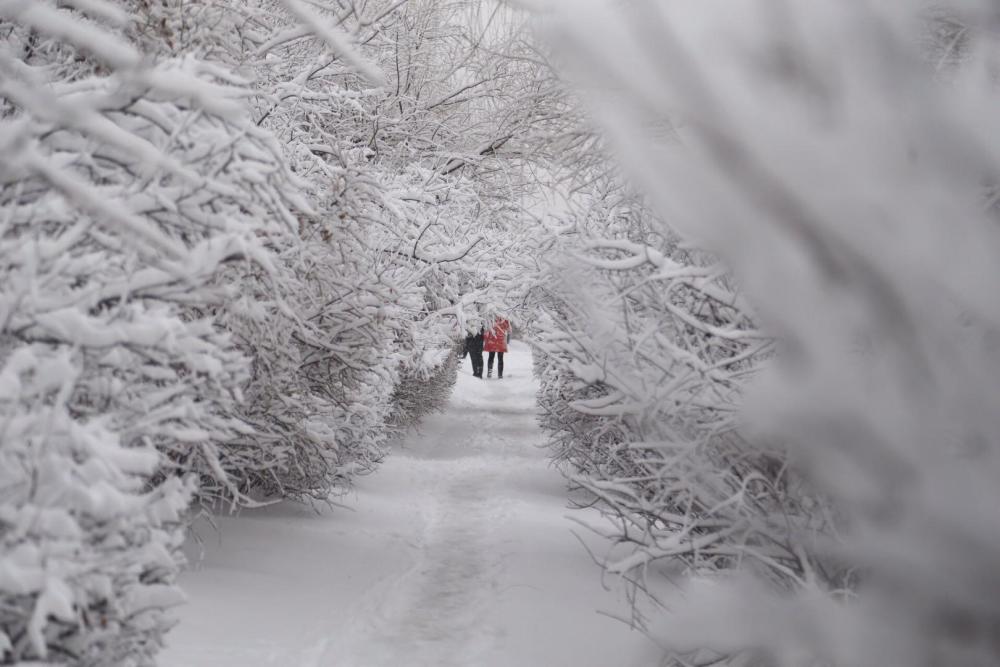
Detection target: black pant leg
<box><xmin>497</xmin><ymin>352</ymin><xmax>504</xmax><ymax>377</ymax></box>
<box><xmin>487</xmin><ymin>351</ymin><xmax>496</xmax><ymax>370</ymax></box>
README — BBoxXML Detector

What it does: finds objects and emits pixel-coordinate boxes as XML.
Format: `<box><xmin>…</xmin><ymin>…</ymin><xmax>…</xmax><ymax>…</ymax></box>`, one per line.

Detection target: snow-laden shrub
<box><xmin>383</xmin><ymin>250</ymin><xmax>463</xmax><ymax>436</ymax></box>
<box><xmin>388</xmin><ymin>345</ymin><xmax>459</xmax><ymax>434</ymax></box>
<box><xmin>528</xmin><ymin>186</ymin><xmax>828</xmax><ymax>618</ymax></box>
<box><xmin>0</xmin><ymin>347</ymin><xmax>193</xmax><ymax>665</ymax></box>
<box><xmin>0</xmin><ymin>0</ymin><xmax>310</xmax><ymax>500</ymax></box>
<box><xmin>220</xmin><ymin>219</ymin><xmax>412</xmax><ymax>500</ymax></box>
<box><xmin>19</xmin><ymin>0</ymin><xmax>444</xmax><ymax>505</ymax></box>
<box><xmin>0</xmin><ymin>2</ymin><xmax>300</xmax><ymax>660</ymax></box>
<box><xmin>71</xmin><ymin>0</ymin><xmax>419</xmax><ymax>502</ymax></box>
<box><xmin>547</xmin><ymin>1</ymin><xmax>1000</xmax><ymax>664</ymax></box>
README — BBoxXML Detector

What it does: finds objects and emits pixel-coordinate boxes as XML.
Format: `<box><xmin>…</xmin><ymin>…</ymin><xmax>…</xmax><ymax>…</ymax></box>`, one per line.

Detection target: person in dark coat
<box><xmin>463</xmin><ymin>328</ymin><xmax>485</xmax><ymax>378</ymax></box>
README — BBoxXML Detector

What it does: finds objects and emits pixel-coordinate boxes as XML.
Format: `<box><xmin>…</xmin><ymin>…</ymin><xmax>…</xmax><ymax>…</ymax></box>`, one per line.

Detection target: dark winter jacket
<box><xmin>464</xmin><ymin>329</ymin><xmax>485</xmax><ymax>355</ymax></box>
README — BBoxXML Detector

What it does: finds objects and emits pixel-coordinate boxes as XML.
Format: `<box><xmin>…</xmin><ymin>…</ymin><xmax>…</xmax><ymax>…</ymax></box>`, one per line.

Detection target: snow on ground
<box><xmin>160</xmin><ymin>341</ymin><xmax>659</xmax><ymax>667</ymax></box>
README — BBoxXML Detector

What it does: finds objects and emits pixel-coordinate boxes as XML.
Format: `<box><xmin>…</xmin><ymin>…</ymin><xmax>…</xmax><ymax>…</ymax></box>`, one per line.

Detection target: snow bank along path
<box><xmin>161</xmin><ymin>341</ymin><xmax>655</xmax><ymax>666</ymax></box>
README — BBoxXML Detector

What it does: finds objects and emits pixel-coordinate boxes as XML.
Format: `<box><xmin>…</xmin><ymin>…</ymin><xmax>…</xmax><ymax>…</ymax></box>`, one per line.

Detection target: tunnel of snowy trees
<box><xmin>3</xmin><ymin>1</ymin><xmax>1000</xmax><ymax>665</ymax></box>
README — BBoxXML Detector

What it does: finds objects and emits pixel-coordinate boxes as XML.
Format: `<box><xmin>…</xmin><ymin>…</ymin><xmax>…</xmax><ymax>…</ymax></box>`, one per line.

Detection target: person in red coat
<box><xmin>483</xmin><ymin>318</ymin><xmax>511</xmax><ymax>379</ymax></box>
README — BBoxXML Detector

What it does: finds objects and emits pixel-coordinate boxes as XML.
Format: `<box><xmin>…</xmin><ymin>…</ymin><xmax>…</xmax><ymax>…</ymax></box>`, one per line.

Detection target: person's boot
<box><xmin>487</xmin><ymin>368</ymin><xmax>492</xmax><ymax>378</ymax></box>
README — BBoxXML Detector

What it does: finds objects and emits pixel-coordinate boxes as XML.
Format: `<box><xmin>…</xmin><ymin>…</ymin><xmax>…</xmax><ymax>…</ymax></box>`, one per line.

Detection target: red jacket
<box><xmin>483</xmin><ymin>319</ymin><xmax>510</xmax><ymax>353</ymax></box>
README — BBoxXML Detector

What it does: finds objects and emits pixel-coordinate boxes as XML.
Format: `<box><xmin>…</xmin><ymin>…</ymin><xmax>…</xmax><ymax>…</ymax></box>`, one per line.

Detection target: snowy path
<box><xmin>160</xmin><ymin>341</ymin><xmax>655</xmax><ymax>666</ymax></box>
